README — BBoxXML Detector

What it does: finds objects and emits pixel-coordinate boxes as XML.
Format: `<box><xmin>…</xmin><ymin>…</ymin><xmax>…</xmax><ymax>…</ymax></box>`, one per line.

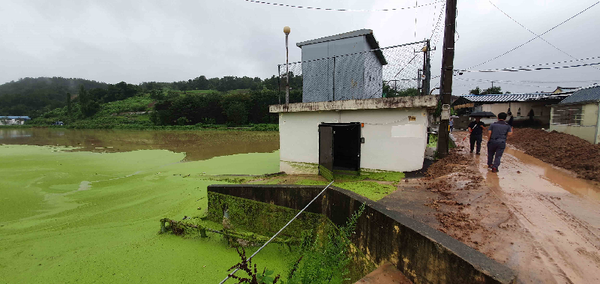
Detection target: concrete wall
<box><xmin>478</xmin><ymin>102</ymin><xmax>551</xmax><ymax>125</ymax></box>
<box><xmin>279</xmin><ymin>108</ymin><xmax>428</xmax><ymax>173</ymax></box>
<box><xmin>207</xmin><ymin>184</ymin><xmax>517</xmax><ymax>284</ymax></box>
<box><xmin>550</xmin><ymin>103</ymin><xmax>600</xmax><ymax>144</ymax></box>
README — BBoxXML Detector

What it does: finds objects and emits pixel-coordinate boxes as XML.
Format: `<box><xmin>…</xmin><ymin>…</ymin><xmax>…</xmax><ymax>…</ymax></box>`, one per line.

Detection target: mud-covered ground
<box><xmin>380</xmin><ymin>131</ymin><xmax>600</xmax><ymax>284</ymax></box>
<box><xmin>508</xmin><ymin>128</ymin><xmax>600</xmax><ymax>182</ymax></box>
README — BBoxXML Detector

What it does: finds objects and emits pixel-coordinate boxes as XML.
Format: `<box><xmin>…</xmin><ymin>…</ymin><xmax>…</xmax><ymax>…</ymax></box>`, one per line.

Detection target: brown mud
<box><xmin>381</xmin><ymin>131</ymin><xmax>600</xmax><ymax>284</ymax></box>
<box><xmin>508</xmin><ymin>128</ymin><xmax>600</xmax><ymax>182</ymax></box>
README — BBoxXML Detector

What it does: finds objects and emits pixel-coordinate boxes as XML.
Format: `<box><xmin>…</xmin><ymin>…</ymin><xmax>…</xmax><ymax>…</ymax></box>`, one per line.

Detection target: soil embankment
<box><xmin>508</xmin><ymin>128</ymin><xmax>600</xmax><ymax>181</ymax></box>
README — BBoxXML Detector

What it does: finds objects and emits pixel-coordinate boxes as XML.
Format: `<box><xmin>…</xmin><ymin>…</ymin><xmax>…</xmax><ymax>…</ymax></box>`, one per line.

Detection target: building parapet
<box><xmin>269</xmin><ymin>95</ymin><xmax>438</xmax><ymax>113</ymax></box>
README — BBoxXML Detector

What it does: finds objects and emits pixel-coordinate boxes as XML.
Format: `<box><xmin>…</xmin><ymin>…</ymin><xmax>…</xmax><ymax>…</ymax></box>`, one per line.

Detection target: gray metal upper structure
<box><xmin>559</xmin><ymin>85</ymin><xmax>600</xmax><ymax>105</ymax></box>
<box><xmin>297</xmin><ymin>29</ymin><xmax>387</xmax><ymax>103</ymax></box>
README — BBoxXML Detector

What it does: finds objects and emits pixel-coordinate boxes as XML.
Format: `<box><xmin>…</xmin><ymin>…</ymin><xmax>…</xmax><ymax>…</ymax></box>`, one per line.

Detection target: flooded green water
<box><xmin>0</xmin><ymin>129</ymin><xmax>288</xmax><ymax>283</ymax></box>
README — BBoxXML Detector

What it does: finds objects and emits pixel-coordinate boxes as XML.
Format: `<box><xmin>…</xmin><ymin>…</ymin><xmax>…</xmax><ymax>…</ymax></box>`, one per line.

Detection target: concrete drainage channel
<box><xmin>208</xmin><ymin>184</ymin><xmax>517</xmax><ymax>284</ymax></box>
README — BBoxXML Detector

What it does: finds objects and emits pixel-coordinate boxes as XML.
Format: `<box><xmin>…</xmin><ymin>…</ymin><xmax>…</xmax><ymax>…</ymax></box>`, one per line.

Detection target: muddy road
<box><xmin>382</xmin><ymin>131</ymin><xmax>600</xmax><ymax>284</ymax></box>
<box><xmin>462</xmin><ymin>131</ymin><xmax>600</xmax><ymax>284</ymax></box>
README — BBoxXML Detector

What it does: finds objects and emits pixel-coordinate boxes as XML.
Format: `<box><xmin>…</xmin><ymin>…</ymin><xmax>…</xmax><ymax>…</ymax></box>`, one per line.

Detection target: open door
<box><xmin>318</xmin><ymin>125</ymin><xmax>334</xmax><ymax>180</ymax></box>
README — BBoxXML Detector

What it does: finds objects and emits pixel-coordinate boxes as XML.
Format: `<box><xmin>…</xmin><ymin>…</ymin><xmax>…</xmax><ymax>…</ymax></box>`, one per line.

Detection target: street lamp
<box><xmin>284</xmin><ymin>26</ymin><xmax>291</xmax><ymax>106</ymax></box>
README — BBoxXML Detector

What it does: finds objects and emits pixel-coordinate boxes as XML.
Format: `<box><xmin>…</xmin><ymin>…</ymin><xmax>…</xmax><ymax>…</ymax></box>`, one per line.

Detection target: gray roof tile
<box><xmin>559</xmin><ymin>85</ymin><xmax>600</xmax><ymax>104</ymax></box>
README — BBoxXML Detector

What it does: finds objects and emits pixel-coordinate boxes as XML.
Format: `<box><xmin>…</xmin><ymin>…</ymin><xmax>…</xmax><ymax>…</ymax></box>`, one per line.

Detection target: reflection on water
<box><xmin>0</xmin><ymin>128</ymin><xmax>279</xmax><ymax>161</ymax></box>
<box><xmin>505</xmin><ymin>148</ymin><xmax>600</xmax><ymax>202</ymax></box>
<box><xmin>0</xmin><ymin>129</ymin><xmax>33</xmax><ymax>139</ymax></box>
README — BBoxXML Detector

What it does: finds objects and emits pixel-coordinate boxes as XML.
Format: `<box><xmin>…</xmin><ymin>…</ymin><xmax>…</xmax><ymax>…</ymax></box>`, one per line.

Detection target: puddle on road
<box><xmin>504</xmin><ymin>147</ymin><xmax>600</xmax><ymax>202</ymax></box>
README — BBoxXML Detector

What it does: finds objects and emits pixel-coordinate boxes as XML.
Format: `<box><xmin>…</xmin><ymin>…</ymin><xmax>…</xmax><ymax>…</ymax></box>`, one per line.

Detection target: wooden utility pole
<box><xmin>436</xmin><ymin>0</ymin><xmax>458</xmax><ymax>158</ymax></box>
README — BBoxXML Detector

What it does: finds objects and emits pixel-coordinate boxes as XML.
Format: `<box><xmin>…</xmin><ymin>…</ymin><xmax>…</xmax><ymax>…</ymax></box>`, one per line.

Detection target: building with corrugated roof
<box><xmin>550</xmin><ymin>85</ymin><xmax>600</xmax><ymax>144</ymax></box>
<box><xmin>452</xmin><ymin>93</ymin><xmax>568</xmax><ymax>127</ymax></box>
<box><xmin>296</xmin><ymin>29</ymin><xmax>387</xmax><ymax>103</ymax></box>
<box><xmin>0</xmin><ymin>116</ymin><xmax>31</xmax><ymax>125</ymax></box>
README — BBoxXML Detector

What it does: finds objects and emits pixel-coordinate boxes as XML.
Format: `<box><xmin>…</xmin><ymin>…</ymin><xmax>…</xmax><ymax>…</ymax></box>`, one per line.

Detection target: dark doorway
<box><xmin>319</xmin><ymin>122</ymin><xmax>361</xmax><ymax>177</ymax></box>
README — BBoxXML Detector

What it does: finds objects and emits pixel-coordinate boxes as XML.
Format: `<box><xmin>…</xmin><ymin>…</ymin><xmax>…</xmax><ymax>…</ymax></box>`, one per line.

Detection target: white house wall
<box><xmin>279</xmin><ymin>108</ymin><xmax>428</xmax><ymax>174</ymax></box>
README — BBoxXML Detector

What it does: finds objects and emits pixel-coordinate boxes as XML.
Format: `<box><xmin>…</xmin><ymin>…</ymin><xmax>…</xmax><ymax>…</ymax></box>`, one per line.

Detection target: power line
<box><xmin>460</xmin><ymin>61</ymin><xmax>600</xmax><ymax>73</ymax></box>
<box><xmin>455</xmin><ymin>77</ymin><xmax>555</xmax><ymax>89</ymax></box>
<box><xmin>458</xmin><ymin>55</ymin><xmax>600</xmax><ymax>72</ymax></box>
<box><xmin>488</xmin><ymin>0</ymin><xmax>600</xmax><ymax>72</ymax></box>
<box><xmin>468</xmin><ymin>1</ymin><xmax>600</xmax><ymax>69</ymax></box>
<box><xmin>243</xmin><ymin>0</ymin><xmax>444</xmax><ymax>12</ymax></box>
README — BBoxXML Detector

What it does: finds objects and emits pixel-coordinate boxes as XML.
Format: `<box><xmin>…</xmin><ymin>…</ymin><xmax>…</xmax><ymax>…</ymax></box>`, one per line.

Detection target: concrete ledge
<box><xmin>207</xmin><ymin>184</ymin><xmax>516</xmax><ymax>284</ymax></box>
<box><xmin>269</xmin><ymin>96</ymin><xmax>438</xmax><ymax>113</ymax></box>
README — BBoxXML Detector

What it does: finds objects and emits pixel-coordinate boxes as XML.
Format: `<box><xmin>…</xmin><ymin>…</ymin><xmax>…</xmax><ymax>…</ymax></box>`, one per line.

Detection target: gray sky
<box><xmin>1</xmin><ymin>0</ymin><xmax>599</xmax><ymax>95</ymax></box>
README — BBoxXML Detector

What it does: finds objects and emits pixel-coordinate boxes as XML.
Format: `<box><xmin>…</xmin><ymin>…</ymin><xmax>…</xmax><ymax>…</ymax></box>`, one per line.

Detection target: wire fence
<box><xmin>278</xmin><ymin>40</ymin><xmax>430</xmax><ymax>103</ymax></box>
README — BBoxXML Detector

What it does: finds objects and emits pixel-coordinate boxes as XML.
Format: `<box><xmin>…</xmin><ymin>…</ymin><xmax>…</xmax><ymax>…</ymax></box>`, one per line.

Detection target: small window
<box><xmin>552</xmin><ymin>105</ymin><xmax>583</xmax><ymax>125</ymax></box>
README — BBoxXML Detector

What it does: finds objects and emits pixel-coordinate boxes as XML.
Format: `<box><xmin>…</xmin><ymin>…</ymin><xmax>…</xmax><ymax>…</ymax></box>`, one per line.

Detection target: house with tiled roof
<box><xmin>550</xmin><ymin>85</ymin><xmax>600</xmax><ymax>144</ymax></box>
<box><xmin>452</xmin><ymin>92</ymin><xmax>569</xmax><ymax>128</ymax></box>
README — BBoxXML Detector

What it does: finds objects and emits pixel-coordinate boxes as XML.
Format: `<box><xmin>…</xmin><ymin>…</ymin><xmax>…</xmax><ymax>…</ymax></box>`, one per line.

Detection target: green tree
<box><xmin>78</xmin><ymin>85</ymin><xmax>99</xmax><ymax>117</ymax></box>
<box><xmin>224</xmin><ymin>102</ymin><xmax>248</xmax><ymax>125</ymax></box>
<box><xmin>469</xmin><ymin>86</ymin><xmax>481</xmax><ymax>95</ymax></box>
<box><xmin>482</xmin><ymin>86</ymin><xmax>502</xmax><ymax>95</ymax></box>
<box><xmin>66</xmin><ymin>92</ymin><xmax>72</xmax><ymax>116</ymax></box>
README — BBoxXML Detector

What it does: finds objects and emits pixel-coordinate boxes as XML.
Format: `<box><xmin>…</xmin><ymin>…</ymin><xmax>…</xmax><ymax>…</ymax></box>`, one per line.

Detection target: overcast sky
<box><xmin>1</xmin><ymin>0</ymin><xmax>599</xmax><ymax>95</ymax></box>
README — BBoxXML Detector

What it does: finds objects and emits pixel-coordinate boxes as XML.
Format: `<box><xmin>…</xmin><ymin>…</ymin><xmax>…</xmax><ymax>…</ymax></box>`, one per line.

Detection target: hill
<box><xmin>0</xmin><ymin>77</ymin><xmax>108</xmax><ymax>117</ymax></box>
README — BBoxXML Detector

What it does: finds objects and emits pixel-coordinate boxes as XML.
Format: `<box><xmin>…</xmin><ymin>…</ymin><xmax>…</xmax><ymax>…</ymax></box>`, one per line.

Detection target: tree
<box><xmin>66</xmin><ymin>92</ymin><xmax>72</xmax><ymax>116</ymax></box>
<box><xmin>469</xmin><ymin>86</ymin><xmax>481</xmax><ymax>95</ymax></box>
<box><xmin>224</xmin><ymin>102</ymin><xmax>248</xmax><ymax>125</ymax></box>
<box><xmin>78</xmin><ymin>85</ymin><xmax>99</xmax><ymax>117</ymax></box>
<box><xmin>482</xmin><ymin>86</ymin><xmax>502</xmax><ymax>95</ymax></box>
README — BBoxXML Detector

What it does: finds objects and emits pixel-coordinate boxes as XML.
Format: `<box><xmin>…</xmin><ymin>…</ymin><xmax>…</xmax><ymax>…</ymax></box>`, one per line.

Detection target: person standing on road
<box><xmin>468</xmin><ymin>117</ymin><xmax>486</xmax><ymax>154</ymax></box>
<box><xmin>487</xmin><ymin>112</ymin><xmax>513</xmax><ymax>173</ymax></box>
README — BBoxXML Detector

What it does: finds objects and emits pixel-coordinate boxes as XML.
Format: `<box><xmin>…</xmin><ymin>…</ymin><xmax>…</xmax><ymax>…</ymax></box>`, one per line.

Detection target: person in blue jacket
<box><xmin>487</xmin><ymin>112</ymin><xmax>513</xmax><ymax>173</ymax></box>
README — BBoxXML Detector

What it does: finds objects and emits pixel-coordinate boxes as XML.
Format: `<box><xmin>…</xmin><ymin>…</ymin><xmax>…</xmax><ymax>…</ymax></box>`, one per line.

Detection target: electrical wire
<box><xmin>458</xmin><ymin>55</ymin><xmax>600</xmax><ymax>73</ymax></box>
<box><xmin>468</xmin><ymin>1</ymin><xmax>600</xmax><ymax>70</ymax></box>
<box><xmin>243</xmin><ymin>0</ymin><xmax>443</xmax><ymax>12</ymax></box>
<box><xmin>488</xmin><ymin>0</ymin><xmax>600</xmax><ymax>72</ymax></box>
<box><xmin>455</xmin><ymin>77</ymin><xmax>554</xmax><ymax>89</ymax></box>
<box><xmin>459</xmin><ymin>61</ymin><xmax>600</xmax><ymax>73</ymax></box>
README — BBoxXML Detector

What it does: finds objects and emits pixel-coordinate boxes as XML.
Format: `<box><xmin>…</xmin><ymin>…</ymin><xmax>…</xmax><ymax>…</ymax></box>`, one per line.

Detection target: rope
<box><xmin>218</xmin><ymin>180</ymin><xmax>335</xmax><ymax>284</ymax></box>
<box><xmin>244</xmin><ymin>0</ymin><xmax>443</xmax><ymax>12</ymax></box>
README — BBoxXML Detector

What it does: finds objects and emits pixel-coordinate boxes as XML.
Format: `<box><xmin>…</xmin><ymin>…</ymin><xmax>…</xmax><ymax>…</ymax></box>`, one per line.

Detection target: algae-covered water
<box><xmin>0</xmin><ymin>130</ymin><xmax>290</xmax><ymax>284</ymax></box>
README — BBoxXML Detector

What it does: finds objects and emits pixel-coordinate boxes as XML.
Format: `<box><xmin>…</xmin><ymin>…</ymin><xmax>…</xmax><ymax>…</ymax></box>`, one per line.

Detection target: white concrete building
<box><xmin>269</xmin><ymin>96</ymin><xmax>437</xmax><ymax>174</ymax></box>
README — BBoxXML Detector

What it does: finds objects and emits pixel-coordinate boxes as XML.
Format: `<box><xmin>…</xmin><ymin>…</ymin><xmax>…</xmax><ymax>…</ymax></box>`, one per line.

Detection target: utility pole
<box><xmin>284</xmin><ymin>26</ymin><xmax>291</xmax><ymax>106</ymax></box>
<box><xmin>421</xmin><ymin>39</ymin><xmax>431</xmax><ymax>96</ymax></box>
<box><xmin>436</xmin><ymin>0</ymin><xmax>458</xmax><ymax>158</ymax></box>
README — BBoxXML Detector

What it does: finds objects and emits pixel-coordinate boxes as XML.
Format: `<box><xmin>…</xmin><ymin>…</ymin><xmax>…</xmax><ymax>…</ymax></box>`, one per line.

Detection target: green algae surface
<box><xmin>0</xmin><ymin>145</ymin><xmax>290</xmax><ymax>284</ymax></box>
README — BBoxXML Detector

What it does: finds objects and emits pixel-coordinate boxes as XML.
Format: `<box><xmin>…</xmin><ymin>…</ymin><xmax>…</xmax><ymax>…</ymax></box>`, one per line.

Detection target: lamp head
<box><xmin>283</xmin><ymin>26</ymin><xmax>291</xmax><ymax>35</ymax></box>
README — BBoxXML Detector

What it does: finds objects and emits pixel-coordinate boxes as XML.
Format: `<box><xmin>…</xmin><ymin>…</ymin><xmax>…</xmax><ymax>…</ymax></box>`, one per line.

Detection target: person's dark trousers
<box><xmin>470</xmin><ymin>134</ymin><xmax>482</xmax><ymax>153</ymax></box>
<box><xmin>487</xmin><ymin>140</ymin><xmax>506</xmax><ymax>169</ymax></box>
